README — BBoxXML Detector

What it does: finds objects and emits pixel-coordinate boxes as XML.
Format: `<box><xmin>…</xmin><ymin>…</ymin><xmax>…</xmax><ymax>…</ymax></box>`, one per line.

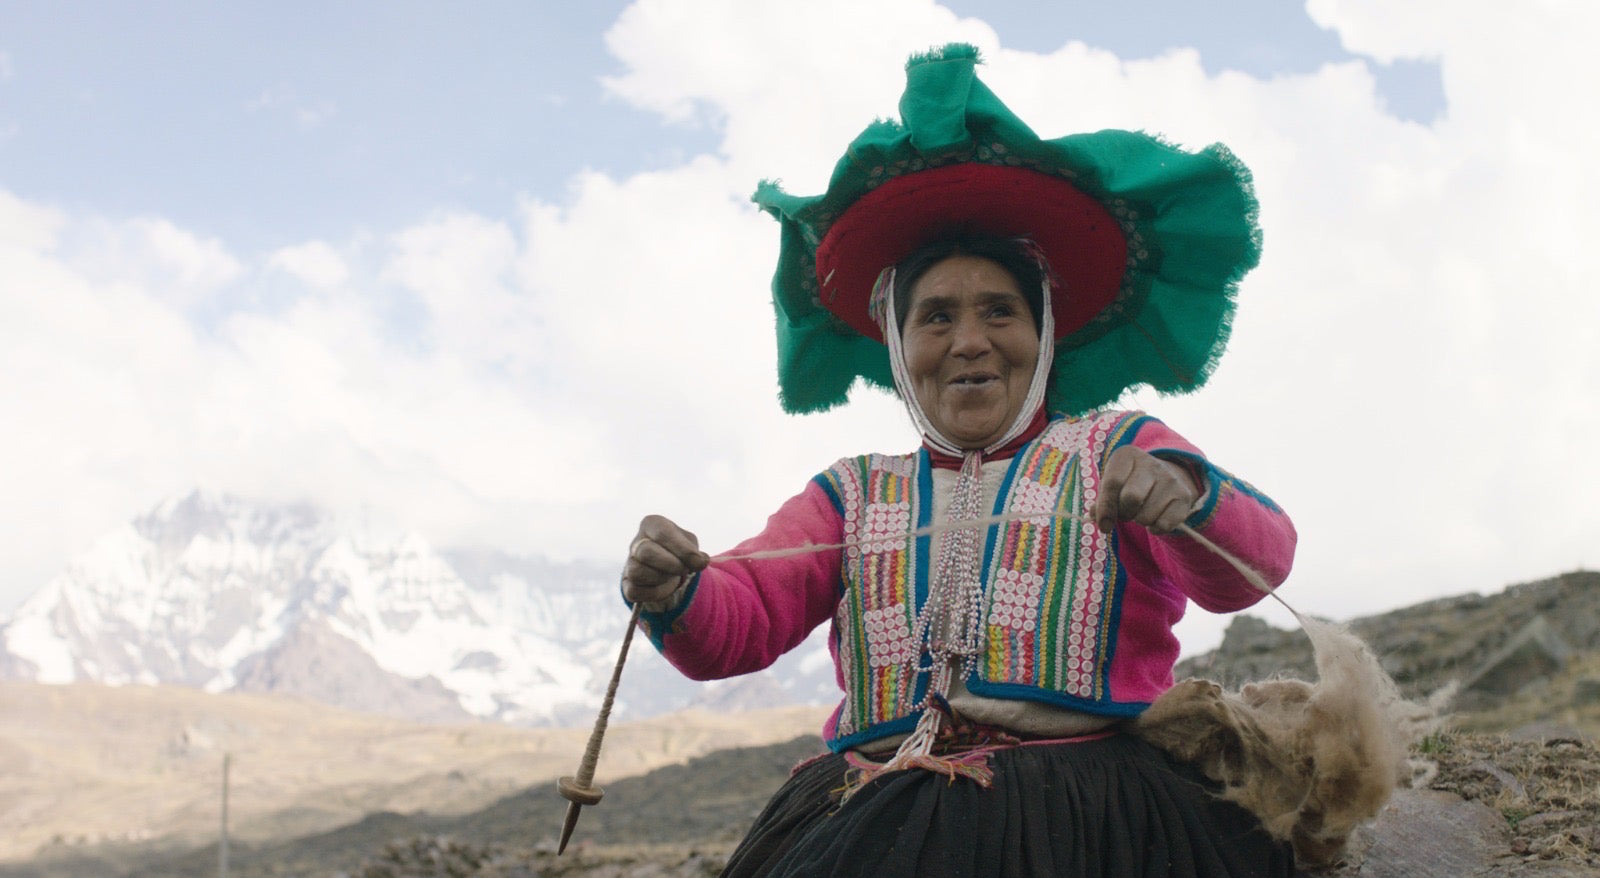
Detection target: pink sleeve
<box><xmin>632</xmin><ymin>479</ymin><xmax>843</xmax><ymax>680</ymax></box>
<box><xmin>1121</xmin><ymin>417</ymin><xmax>1298</xmax><ymax>613</ymax></box>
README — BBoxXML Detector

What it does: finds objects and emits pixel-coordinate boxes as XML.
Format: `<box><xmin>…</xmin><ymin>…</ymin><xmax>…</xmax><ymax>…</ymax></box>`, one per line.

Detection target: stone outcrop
<box><xmin>1306</xmin><ymin>789</ymin><xmax>1508</xmax><ymax>877</ymax></box>
<box><xmin>1176</xmin><ymin>571</ymin><xmax>1600</xmax><ymax>718</ymax></box>
<box><xmin>1458</xmin><ymin>615</ymin><xmax>1574</xmax><ymax>708</ymax></box>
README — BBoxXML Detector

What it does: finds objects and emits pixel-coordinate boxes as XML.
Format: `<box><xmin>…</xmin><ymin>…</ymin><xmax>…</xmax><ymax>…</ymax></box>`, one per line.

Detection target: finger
<box><xmin>1094</xmin><ymin>487</ymin><xmax>1118</xmax><ymax>533</ymax></box>
<box><xmin>622</xmin><ymin>548</ymin><xmax>691</xmax><ymax>601</ymax></box>
<box><xmin>1100</xmin><ymin>454</ymin><xmax>1157</xmax><ymax>531</ymax></box>
<box><xmin>1139</xmin><ymin>459</ymin><xmax>1199</xmax><ymax>531</ymax></box>
<box><xmin>638</xmin><ymin>515</ymin><xmax>704</xmax><ymax>566</ymax></box>
<box><xmin>1094</xmin><ymin>448</ymin><xmax>1137</xmax><ymax>530</ymax></box>
<box><xmin>1146</xmin><ymin>494</ymin><xmax>1193</xmax><ymax>535</ymax></box>
<box><xmin>622</xmin><ymin>555</ymin><xmax>675</xmax><ymax>590</ymax></box>
<box><xmin>621</xmin><ymin>569</ymin><xmax>683</xmax><ymax>603</ymax></box>
<box><xmin>1115</xmin><ymin>465</ymin><xmax>1158</xmax><ymax>526</ymax></box>
<box><xmin>631</xmin><ymin>539</ymin><xmax>690</xmax><ymax>576</ymax></box>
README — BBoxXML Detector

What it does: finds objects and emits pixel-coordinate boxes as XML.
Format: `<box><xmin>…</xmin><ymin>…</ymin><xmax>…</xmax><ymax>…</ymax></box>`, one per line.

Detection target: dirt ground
<box><xmin>1417</xmin><ymin>730</ymin><xmax>1600</xmax><ymax>874</ymax></box>
<box><xmin>347</xmin><ymin>732</ymin><xmax>1600</xmax><ymax>878</ymax></box>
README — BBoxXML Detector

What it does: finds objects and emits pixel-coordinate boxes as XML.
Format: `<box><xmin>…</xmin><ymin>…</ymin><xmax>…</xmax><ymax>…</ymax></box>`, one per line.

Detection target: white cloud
<box><xmin>602</xmin><ymin>0</ymin><xmax>998</xmax><ymax>185</ymax></box>
<box><xmin>1305</xmin><ymin>0</ymin><xmax>1445</xmax><ymax>63</ymax></box>
<box><xmin>248</xmin><ymin>84</ymin><xmax>337</xmax><ymax>128</ymax></box>
<box><xmin>0</xmin><ymin>193</ymin><xmax>622</xmax><ymax>596</ymax></box>
<box><xmin>382</xmin><ymin>212</ymin><xmax>529</xmax><ymax>364</ymax></box>
<box><xmin>131</xmin><ymin>217</ymin><xmax>244</xmax><ymax>291</ymax></box>
<box><xmin>593</xmin><ymin>0</ymin><xmax>1600</xmax><ymax>650</ymax></box>
<box><xmin>62</xmin><ymin>215</ymin><xmax>243</xmax><ymax>308</ymax></box>
<box><xmin>268</xmin><ymin>241</ymin><xmax>349</xmax><ymax>289</ymax></box>
<box><xmin>0</xmin><ymin>190</ymin><xmax>64</xmax><ymax>250</ymax></box>
<box><xmin>0</xmin><ymin>196</ymin><xmax>211</xmax><ymax>593</ymax></box>
<box><xmin>248</xmin><ymin>85</ymin><xmax>290</xmax><ymax>111</ymax></box>
<box><xmin>2</xmin><ymin>1</ymin><xmax>1598</xmax><ymax>661</ymax></box>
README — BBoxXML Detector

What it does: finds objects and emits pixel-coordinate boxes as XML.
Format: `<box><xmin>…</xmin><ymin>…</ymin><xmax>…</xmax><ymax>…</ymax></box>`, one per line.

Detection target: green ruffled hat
<box><xmin>753</xmin><ymin>44</ymin><xmax>1262</xmax><ymax>417</ymax></box>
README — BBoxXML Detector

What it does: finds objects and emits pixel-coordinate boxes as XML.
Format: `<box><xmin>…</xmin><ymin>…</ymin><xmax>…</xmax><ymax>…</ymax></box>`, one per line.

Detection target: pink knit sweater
<box><xmin>634</xmin><ymin>413</ymin><xmax>1296</xmax><ymax>748</ymax></box>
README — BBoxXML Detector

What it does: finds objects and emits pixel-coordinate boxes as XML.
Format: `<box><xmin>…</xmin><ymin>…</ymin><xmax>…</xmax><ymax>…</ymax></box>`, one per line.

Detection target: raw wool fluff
<box><xmin>1134</xmin><ymin>616</ymin><xmax>1438</xmax><ymax>867</ymax></box>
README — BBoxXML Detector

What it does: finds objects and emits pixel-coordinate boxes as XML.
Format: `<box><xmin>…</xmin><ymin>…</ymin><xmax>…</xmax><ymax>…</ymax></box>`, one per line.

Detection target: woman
<box><xmin>623</xmin><ymin>45</ymin><xmax>1296</xmax><ymax>877</ymax></box>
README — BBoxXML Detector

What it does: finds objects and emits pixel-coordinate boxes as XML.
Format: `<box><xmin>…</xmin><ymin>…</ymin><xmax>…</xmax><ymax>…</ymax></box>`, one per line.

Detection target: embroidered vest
<box><xmin>817</xmin><ymin>411</ymin><xmax>1148</xmax><ymax>750</ymax></box>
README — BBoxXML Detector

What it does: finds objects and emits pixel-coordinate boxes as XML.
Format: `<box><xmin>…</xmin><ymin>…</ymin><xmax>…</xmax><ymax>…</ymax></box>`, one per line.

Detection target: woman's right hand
<box><xmin>622</xmin><ymin>514</ymin><xmax>711</xmax><ymax>603</ymax></box>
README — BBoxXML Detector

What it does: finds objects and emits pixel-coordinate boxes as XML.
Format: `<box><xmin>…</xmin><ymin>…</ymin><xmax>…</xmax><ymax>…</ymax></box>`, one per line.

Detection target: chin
<box><xmin>949</xmin><ymin>426</ymin><xmax>1007</xmax><ymax>449</ymax></box>
<box><xmin>935</xmin><ymin>406</ymin><xmax>1015</xmax><ymax>449</ymax></box>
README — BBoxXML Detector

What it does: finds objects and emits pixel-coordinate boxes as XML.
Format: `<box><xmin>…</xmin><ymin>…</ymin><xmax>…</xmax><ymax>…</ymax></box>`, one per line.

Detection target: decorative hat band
<box><xmin>754</xmin><ymin>43</ymin><xmax>1262</xmax><ymax>417</ymax></box>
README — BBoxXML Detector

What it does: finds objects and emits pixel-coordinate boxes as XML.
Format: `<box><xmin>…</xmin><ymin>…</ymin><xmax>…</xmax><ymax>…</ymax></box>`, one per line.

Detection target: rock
<box><xmin>232</xmin><ymin>618</ymin><xmax>475</xmax><ymax>724</ymax></box>
<box><xmin>1506</xmin><ymin>721</ymin><xmax>1591</xmax><ymax>743</ymax></box>
<box><xmin>1496</xmin><ymin>864</ymin><xmax>1600</xmax><ymax>877</ymax></box>
<box><xmin>1220</xmin><ymin>614</ymin><xmax>1283</xmax><ymax>652</ymax></box>
<box><xmin>1459</xmin><ymin>615</ymin><xmax>1573</xmax><ymax>703</ymax></box>
<box><xmin>1467</xmin><ymin>759</ymin><xmax>1529</xmax><ymax>801</ymax></box>
<box><xmin>1515</xmin><ymin>810</ymin><xmax>1583</xmax><ymax>830</ymax></box>
<box><xmin>1176</xmin><ymin>614</ymin><xmax>1316</xmax><ymax>688</ymax></box>
<box><xmin>1308</xmin><ymin>789</ymin><xmax>1508</xmax><ymax>877</ymax></box>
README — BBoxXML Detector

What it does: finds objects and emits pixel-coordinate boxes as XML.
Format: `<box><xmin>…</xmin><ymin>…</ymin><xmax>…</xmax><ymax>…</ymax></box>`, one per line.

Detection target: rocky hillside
<box><xmin>3</xmin><ymin>733</ymin><xmax>826</xmax><ymax>878</ymax></box>
<box><xmin>1177</xmin><ymin>569</ymin><xmax>1600</xmax><ymax>735</ymax></box>
<box><xmin>5</xmin><ymin>570</ymin><xmax>1598</xmax><ymax>877</ymax></box>
<box><xmin>18</xmin><ymin>728</ymin><xmax>1594</xmax><ymax>878</ymax></box>
<box><xmin>0</xmin><ymin>680</ymin><xmax>827</xmax><ymax>870</ymax></box>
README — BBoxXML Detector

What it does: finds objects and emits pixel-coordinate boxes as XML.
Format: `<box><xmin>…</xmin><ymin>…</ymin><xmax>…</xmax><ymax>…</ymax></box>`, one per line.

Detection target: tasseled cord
<box><xmin>842</xmin><ymin>696</ymin><xmax>1013</xmax><ymax>795</ymax></box>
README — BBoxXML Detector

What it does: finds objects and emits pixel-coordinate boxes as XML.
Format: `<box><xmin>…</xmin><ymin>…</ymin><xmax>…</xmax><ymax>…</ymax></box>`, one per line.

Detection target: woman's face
<box><xmin>902</xmin><ymin>255</ymin><xmax>1041</xmax><ymax>449</ymax></box>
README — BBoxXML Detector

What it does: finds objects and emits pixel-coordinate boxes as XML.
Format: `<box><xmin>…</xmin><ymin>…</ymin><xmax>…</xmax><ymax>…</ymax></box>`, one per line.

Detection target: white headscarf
<box><xmin>872</xmin><ymin>246</ymin><xmax>1056</xmax><ymax>457</ymax></box>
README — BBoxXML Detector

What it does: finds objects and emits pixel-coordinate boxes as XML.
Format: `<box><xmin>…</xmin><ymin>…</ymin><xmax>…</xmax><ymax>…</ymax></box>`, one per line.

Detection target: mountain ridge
<box><xmin>0</xmin><ymin>490</ymin><xmax>837</xmax><ymax>727</ymax></box>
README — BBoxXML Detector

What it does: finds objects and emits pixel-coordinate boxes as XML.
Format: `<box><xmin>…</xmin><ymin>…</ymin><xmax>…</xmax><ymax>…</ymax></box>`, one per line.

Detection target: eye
<box><xmin>918</xmin><ymin>309</ymin><xmax>951</xmax><ymax>325</ymax></box>
<box><xmin>988</xmin><ymin>303</ymin><xmax>1015</xmax><ymax>319</ymax></box>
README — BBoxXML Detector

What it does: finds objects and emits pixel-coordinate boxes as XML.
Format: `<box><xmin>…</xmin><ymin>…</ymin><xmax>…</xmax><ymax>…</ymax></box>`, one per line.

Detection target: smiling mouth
<box><xmin>949</xmin><ymin>374</ymin><xmax>999</xmax><ymax>387</ymax></box>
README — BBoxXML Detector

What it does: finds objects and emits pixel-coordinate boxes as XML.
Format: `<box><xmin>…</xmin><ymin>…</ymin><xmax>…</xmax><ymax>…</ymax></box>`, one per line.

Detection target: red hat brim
<box><xmin>815</xmin><ymin>163</ymin><xmax>1127</xmax><ymax>343</ymax></box>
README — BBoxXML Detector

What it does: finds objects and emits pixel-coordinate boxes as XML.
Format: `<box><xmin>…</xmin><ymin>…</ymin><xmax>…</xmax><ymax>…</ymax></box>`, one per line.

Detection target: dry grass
<box><xmin>1420</xmin><ymin>729</ymin><xmax>1600</xmax><ymax>867</ymax></box>
<box><xmin>356</xmin><ymin>839</ymin><xmax>735</xmax><ymax>878</ymax></box>
<box><xmin>0</xmin><ymin>681</ymin><xmax>828</xmax><ymax>863</ymax></box>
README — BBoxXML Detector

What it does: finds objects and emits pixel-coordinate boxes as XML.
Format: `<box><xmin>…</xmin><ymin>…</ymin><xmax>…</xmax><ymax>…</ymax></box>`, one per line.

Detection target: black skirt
<box><xmin>721</xmin><ymin>734</ymin><xmax>1293</xmax><ymax>878</ymax></box>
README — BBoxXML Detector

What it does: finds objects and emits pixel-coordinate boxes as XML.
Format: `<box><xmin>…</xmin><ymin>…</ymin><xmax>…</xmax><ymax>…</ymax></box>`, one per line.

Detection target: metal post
<box><xmin>219</xmin><ymin>753</ymin><xmax>230</xmax><ymax>878</ymax></box>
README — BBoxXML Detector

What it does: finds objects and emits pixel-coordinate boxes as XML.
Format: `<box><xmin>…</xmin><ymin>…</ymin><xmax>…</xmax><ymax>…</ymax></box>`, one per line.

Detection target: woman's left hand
<box><xmin>1093</xmin><ymin>446</ymin><xmax>1202</xmax><ymax>535</ymax></box>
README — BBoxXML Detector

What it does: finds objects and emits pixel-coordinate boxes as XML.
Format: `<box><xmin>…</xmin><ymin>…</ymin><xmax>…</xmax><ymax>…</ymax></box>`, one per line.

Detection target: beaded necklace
<box><xmin>868</xmin><ymin>245</ymin><xmax>1056</xmax><ymax>771</ymax></box>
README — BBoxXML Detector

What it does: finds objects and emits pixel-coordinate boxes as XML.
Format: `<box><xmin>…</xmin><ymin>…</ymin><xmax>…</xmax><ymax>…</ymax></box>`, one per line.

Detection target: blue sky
<box><xmin>3</xmin><ymin>3</ymin><xmax>655</xmax><ymax>247</ymax></box>
<box><xmin>2</xmin><ymin>1</ymin><xmax>1441</xmax><ymax>251</ymax></box>
<box><xmin>1</xmin><ymin>1</ymin><xmax>1593</xmax><ymax>658</ymax></box>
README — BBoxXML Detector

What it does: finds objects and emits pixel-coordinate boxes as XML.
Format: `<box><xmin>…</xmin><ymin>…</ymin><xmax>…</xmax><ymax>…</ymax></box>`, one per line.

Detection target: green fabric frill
<box><xmin>752</xmin><ymin>43</ymin><xmax>1262</xmax><ymax>417</ymax></box>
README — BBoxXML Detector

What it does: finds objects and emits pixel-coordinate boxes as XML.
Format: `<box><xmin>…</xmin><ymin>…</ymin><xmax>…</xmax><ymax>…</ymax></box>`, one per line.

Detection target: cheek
<box><xmin>903</xmin><ymin>335</ymin><xmax>941</xmax><ymax>384</ymax></box>
<box><xmin>1006</xmin><ymin>335</ymin><xmax>1041</xmax><ymax>374</ymax></box>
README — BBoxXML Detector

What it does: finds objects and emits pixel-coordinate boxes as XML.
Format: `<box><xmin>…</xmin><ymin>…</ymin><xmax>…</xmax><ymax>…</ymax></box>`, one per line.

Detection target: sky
<box><xmin>1</xmin><ymin>0</ymin><xmax>1595</xmax><ymax>657</ymax></box>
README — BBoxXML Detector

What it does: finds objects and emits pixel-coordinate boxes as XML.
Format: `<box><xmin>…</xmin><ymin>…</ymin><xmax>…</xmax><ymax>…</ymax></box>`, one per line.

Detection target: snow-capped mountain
<box><xmin>0</xmin><ymin>491</ymin><xmax>837</xmax><ymax>725</ymax></box>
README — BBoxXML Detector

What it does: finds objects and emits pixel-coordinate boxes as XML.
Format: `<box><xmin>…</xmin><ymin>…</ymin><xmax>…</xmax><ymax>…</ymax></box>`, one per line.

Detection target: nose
<box><xmin>949</xmin><ymin>315</ymin><xmax>992</xmax><ymax>359</ymax></box>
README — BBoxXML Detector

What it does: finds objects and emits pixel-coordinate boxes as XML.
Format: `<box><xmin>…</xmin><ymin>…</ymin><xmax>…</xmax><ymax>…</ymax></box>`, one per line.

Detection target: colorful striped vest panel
<box><xmin>816</xmin><ymin>411</ymin><xmax>1151</xmax><ymax>751</ymax></box>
